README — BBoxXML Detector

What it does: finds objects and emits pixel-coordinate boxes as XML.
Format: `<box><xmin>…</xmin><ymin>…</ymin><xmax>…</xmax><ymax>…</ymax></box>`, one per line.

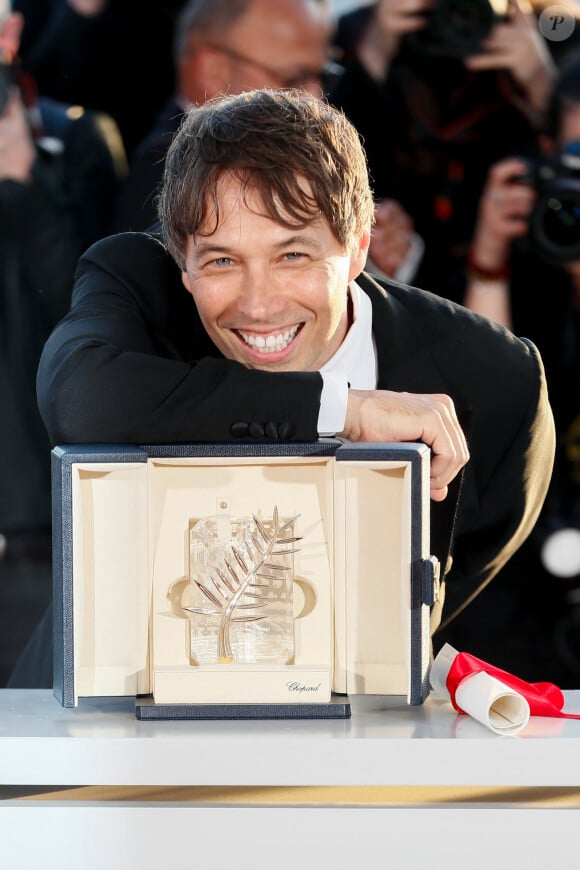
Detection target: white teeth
<box><xmin>239</xmin><ymin>325</ymin><xmax>299</xmax><ymax>353</ymax></box>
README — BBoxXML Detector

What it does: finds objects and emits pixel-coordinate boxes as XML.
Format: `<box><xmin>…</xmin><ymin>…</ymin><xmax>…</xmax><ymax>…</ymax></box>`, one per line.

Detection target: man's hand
<box><xmin>0</xmin><ymin>90</ymin><xmax>35</xmax><ymax>182</ymax></box>
<box><xmin>341</xmin><ymin>389</ymin><xmax>469</xmax><ymax>501</ymax></box>
<box><xmin>373</xmin><ymin>0</ymin><xmax>433</xmax><ymax>41</ymax></box>
<box><xmin>464</xmin><ymin>0</ymin><xmax>556</xmax><ymax>120</ymax></box>
<box><xmin>368</xmin><ymin>198</ymin><xmax>415</xmax><ymax>277</ymax></box>
<box><xmin>67</xmin><ymin>0</ymin><xmax>109</xmax><ymax>16</ymax></box>
<box><xmin>471</xmin><ymin>156</ymin><xmax>535</xmax><ymax>272</ymax></box>
<box><xmin>357</xmin><ymin>0</ymin><xmax>433</xmax><ymax>81</ymax></box>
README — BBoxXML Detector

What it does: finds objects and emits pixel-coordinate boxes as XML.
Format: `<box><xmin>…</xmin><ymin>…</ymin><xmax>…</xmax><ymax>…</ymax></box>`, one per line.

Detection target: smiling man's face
<box><xmin>181</xmin><ymin>175</ymin><xmax>369</xmax><ymax>372</ymax></box>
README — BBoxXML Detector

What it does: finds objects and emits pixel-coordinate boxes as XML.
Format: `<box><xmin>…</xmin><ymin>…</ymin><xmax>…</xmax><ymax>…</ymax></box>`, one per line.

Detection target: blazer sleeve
<box><xmin>438</xmin><ymin>337</ymin><xmax>556</xmax><ymax>629</ymax></box>
<box><xmin>36</xmin><ymin>233</ymin><xmax>323</xmax><ymax>446</ymax></box>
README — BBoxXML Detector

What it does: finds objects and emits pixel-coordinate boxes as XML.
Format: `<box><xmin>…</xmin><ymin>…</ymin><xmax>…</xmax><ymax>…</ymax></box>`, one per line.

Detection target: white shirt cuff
<box><xmin>317</xmin><ymin>371</ymin><xmax>348</xmax><ymax>435</ymax></box>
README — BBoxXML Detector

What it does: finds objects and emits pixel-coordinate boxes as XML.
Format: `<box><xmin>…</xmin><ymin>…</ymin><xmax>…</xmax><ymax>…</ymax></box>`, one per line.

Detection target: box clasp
<box><xmin>420</xmin><ymin>556</ymin><xmax>440</xmax><ymax>606</ymax></box>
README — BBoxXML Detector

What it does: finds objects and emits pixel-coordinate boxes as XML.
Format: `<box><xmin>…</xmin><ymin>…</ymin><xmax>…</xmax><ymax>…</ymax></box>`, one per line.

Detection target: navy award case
<box><xmin>51</xmin><ymin>440</ymin><xmax>439</xmax><ymax>719</ymax></box>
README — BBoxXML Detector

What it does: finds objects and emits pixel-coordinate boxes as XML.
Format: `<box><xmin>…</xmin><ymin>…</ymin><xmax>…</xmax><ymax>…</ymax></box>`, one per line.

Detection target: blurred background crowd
<box><xmin>1</xmin><ymin>0</ymin><xmax>580</xmax><ymax>688</ymax></box>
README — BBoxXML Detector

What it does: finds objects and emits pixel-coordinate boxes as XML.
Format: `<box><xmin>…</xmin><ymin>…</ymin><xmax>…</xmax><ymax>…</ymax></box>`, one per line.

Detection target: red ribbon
<box><xmin>446</xmin><ymin>651</ymin><xmax>580</xmax><ymax>720</ymax></box>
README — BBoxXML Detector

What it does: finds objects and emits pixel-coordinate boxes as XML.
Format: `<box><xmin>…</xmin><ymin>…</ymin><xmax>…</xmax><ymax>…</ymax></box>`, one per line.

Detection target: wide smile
<box><xmin>236</xmin><ymin>324</ymin><xmax>302</xmax><ymax>357</ymax></box>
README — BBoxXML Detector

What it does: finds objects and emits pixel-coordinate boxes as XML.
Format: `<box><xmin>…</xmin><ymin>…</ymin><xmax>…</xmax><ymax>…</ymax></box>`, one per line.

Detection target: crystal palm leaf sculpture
<box><xmin>186</xmin><ymin>506</ymin><xmax>301</xmax><ymax>664</ymax></box>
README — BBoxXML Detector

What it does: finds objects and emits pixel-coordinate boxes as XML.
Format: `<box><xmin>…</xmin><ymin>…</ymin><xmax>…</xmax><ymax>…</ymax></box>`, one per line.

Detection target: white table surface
<box><xmin>2</xmin><ymin>690</ymin><xmax>580</xmax><ymax>870</ymax></box>
<box><xmin>1</xmin><ymin>688</ymin><xmax>580</xmax><ymax>787</ymax></box>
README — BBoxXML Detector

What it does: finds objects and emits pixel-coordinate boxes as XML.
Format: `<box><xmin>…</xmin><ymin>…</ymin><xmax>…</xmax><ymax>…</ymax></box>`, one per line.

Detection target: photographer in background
<box><xmin>330</xmin><ymin>0</ymin><xmax>558</xmax><ymax>302</ymax></box>
<box><xmin>466</xmin><ymin>50</ymin><xmax>580</xmax><ymax>449</ymax></box>
<box><xmin>0</xmin><ymin>4</ymin><xmax>126</xmax><ymax>685</ymax></box>
<box><xmin>437</xmin><ymin>51</ymin><xmax>580</xmax><ymax>683</ymax></box>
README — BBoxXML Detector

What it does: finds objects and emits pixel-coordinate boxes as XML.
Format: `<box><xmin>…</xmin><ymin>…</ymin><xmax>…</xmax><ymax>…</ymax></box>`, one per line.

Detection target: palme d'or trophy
<box><xmin>185</xmin><ymin>505</ymin><xmax>301</xmax><ymax>666</ymax></box>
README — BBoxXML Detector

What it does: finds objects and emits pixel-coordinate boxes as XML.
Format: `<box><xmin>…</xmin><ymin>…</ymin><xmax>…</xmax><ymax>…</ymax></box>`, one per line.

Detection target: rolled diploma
<box><xmin>454</xmin><ymin>671</ymin><xmax>530</xmax><ymax>736</ymax></box>
<box><xmin>430</xmin><ymin>643</ymin><xmax>530</xmax><ymax>736</ymax></box>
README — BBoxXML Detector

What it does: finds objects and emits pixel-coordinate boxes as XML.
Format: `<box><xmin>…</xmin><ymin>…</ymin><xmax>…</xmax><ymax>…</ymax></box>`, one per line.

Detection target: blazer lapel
<box><xmin>357</xmin><ymin>272</ymin><xmax>469</xmax><ymax>578</ymax></box>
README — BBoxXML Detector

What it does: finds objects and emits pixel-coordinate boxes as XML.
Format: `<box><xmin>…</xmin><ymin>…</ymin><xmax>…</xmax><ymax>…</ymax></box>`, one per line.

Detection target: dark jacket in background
<box><xmin>14</xmin><ymin>0</ymin><xmax>186</xmax><ymax>156</ymax></box>
<box><xmin>114</xmin><ymin>98</ymin><xmax>184</xmax><ymax>232</ymax></box>
<box><xmin>0</xmin><ymin>93</ymin><xmax>125</xmax><ymax>686</ymax></box>
<box><xmin>0</xmin><ymin>96</ymin><xmax>124</xmax><ymax>535</ymax></box>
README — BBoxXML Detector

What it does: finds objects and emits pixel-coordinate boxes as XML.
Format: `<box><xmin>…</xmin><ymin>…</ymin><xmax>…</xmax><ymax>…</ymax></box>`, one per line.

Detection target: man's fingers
<box><xmin>378</xmin><ymin>0</ymin><xmax>433</xmax><ymax>33</ymax></box>
<box><xmin>415</xmin><ymin>394</ymin><xmax>469</xmax><ymax>498</ymax></box>
<box><xmin>343</xmin><ymin>390</ymin><xmax>470</xmax><ymax>500</ymax></box>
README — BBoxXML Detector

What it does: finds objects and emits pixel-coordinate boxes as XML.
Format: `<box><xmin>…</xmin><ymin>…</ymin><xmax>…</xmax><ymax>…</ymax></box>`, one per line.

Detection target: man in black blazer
<box><xmin>32</xmin><ymin>89</ymin><xmax>554</xmax><ymax>685</ymax></box>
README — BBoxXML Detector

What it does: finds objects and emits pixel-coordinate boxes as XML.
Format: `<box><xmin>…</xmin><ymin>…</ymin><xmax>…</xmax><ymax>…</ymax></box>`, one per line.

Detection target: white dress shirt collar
<box><xmin>320</xmin><ymin>279</ymin><xmax>377</xmax><ymax>390</ymax></box>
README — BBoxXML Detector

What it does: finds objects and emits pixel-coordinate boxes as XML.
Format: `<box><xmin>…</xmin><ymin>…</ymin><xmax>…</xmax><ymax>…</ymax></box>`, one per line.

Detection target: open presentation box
<box><xmin>52</xmin><ymin>441</ymin><xmax>439</xmax><ymax>719</ymax></box>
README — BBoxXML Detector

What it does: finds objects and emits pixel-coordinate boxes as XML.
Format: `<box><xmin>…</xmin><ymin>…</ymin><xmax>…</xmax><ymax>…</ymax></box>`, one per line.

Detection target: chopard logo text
<box><xmin>286</xmin><ymin>681</ymin><xmax>322</xmax><ymax>693</ymax></box>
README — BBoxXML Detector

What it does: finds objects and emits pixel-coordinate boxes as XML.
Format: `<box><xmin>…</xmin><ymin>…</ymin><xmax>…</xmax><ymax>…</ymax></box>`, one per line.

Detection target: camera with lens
<box><xmin>519</xmin><ymin>142</ymin><xmax>580</xmax><ymax>265</ymax></box>
<box><xmin>404</xmin><ymin>0</ymin><xmax>509</xmax><ymax>59</ymax></box>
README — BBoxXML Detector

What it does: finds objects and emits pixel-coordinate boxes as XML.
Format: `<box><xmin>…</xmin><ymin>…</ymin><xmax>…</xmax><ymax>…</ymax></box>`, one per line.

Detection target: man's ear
<box><xmin>0</xmin><ymin>12</ymin><xmax>24</xmax><ymax>62</ymax></box>
<box><xmin>348</xmin><ymin>230</ymin><xmax>371</xmax><ymax>282</ymax></box>
<box><xmin>178</xmin><ymin>45</ymin><xmax>231</xmax><ymax>104</ymax></box>
<box><xmin>181</xmin><ymin>270</ymin><xmax>192</xmax><ymax>294</ymax></box>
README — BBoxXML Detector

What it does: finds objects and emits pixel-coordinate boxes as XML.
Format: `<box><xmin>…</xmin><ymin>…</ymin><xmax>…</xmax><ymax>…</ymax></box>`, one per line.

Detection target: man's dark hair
<box><xmin>158</xmin><ymin>88</ymin><xmax>375</xmax><ymax>269</ymax></box>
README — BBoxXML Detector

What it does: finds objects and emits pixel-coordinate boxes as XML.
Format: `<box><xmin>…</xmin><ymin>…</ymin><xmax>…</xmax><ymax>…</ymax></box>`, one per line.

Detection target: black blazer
<box><xmin>37</xmin><ymin>230</ymin><xmax>554</xmax><ymax>628</ymax></box>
